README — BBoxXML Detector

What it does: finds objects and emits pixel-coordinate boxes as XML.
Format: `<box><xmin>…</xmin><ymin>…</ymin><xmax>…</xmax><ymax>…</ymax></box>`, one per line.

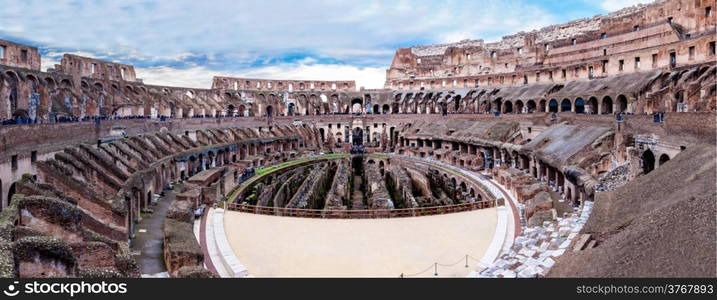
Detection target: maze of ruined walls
<box><xmin>386</xmin><ymin>165</ymin><xmax>419</xmax><ymax>209</ymax></box>
<box><xmin>364</xmin><ymin>162</ymin><xmax>393</xmax><ymax>209</ymax></box>
<box><xmin>0</xmin><ymin>122</ymin><xmax>320</xmax><ymax>278</ymax></box>
<box><xmin>324</xmin><ymin>161</ymin><xmax>350</xmax><ymax>210</ymax></box>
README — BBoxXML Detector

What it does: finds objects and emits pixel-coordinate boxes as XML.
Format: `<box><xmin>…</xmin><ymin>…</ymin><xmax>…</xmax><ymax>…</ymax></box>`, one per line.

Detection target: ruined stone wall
<box><xmin>212</xmin><ymin>76</ymin><xmax>356</xmax><ymax>92</ymax></box>
<box><xmin>385</xmin><ymin>0</ymin><xmax>716</xmax><ymax>88</ymax></box>
<box><xmin>52</xmin><ymin>54</ymin><xmax>137</xmax><ymax>83</ymax></box>
<box><xmin>0</xmin><ymin>39</ymin><xmax>41</xmax><ymax>71</ymax></box>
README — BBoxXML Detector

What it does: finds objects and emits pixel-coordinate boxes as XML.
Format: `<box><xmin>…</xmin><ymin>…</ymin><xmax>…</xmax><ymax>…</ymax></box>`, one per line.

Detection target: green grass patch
<box><xmin>224</xmin><ymin>153</ymin><xmax>349</xmax><ymax>203</ymax></box>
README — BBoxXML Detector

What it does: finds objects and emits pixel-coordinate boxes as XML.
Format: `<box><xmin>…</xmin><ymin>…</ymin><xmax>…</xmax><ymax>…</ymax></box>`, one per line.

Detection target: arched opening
<box><xmin>617</xmin><ymin>95</ymin><xmax>628</xmax><ymax>113</ymax></box>
<box><xmin>659</xmin><ymin>154</ymin><xmax>670</xmax><ymax>166</ymax></box>
<box><xmin>538</xmin><ymin>99</ymin><xmax>546</xmax><ymax>112</ymax></box>
<box><xmin>549</xmin><ymin>99</ymin><xmax>558</xmax><ymax>112</ymax></box>
<box><xmin>560</xmin><ymin>99</ymin><xmax>572</xmax><ymax>112</ymax></box>
<box><xmin>227</xmin><ymin>104</ymin><xmax>235</xmax><ymax>116</ymax></box>
<box><xmin>602</xmin><ymin>96</ymin><xmax>613</xmax><ymax>114</ymax></box>
<box><xmin>515</xmin><ymin>100</ymin><xmax>524</xmax><ymax>114</ymax></box>
<box><xmin>503</xmin><ymin>101</ymin><xmax>513</xmax><ymax>113</ymax></box>
<box><xmin>493</xmin><ymin>98</ymin><xmax>503</xmax><ymax>113</ymax></box>
<box><xmin>351</xmin><ymin>98</ymin><xmax>363</xmax><ymax>114</ymax></box>
<box><xmin>526</xmin><ymin>100</ymin><xmax>536</xmax><ymax>113</ymax></box>
<box><xmin>266</xmin><ymin>105</ymin><xmax>273</xmax><ymax>118</ymax></box>
<box><xmin>453</xmin><ymin>95</ymin><xmax>461</xmax><ymax>111</ymax></box>
<box><xmin>674</xmin><ymin>90</ymin><xmax>685</xmax><ymax>112</ymax></box>
<box><xmin>373</xmin><ymin>104</ymin><xmax>379</xmax><ymax>114</ymax></box>
<box><xmin>319</xmin><ymin>128</ymin><xmax>326</xmax><ymax>143</ymax></box>
<box><xmin>238</xmin><ymin>105</ymin><xmax>246</xmax><ymax>117</ymax></box>
<box><xmin>382</xmin><ymin>104</ymin><xmax>389</xmax><ymax>114</ymax></box>
<box><xmin>8</xmin><ymin>182</ymin><xmax>16</xmax><ymax>207</ymax></box>
<box><xmin>392</xmin><ymin>103</ymin><xmax>400</xmax><ymax>114</ymax></box>
<box><xmin>288</xmin><ymin>103</ymin><xmax>295</xmax><ymax>116</ymax></box>
<box><xmin>574</xmin><ymin>98</ymin><xmax>585</xmax><ymax>114</ymax></box>
<box><xmin>642</xmin><ymin>149</ymin><xmax>655</xmax><ymax>174</ymax></box>
<box><xmin>352</xmin><ymin>127</ymin><xmax>364</xmax><ymax>145</ymax></box>
<box><xmin>587</xmin><ymin>97</ymin><xmax>598</xmax><ymax>114</ymax></box>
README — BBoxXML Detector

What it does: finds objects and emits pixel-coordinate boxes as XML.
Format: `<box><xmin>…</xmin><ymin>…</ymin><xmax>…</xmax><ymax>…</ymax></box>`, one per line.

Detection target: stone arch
<box><xmin>602</xmin><ymin>96</ymin><xmax>613</xmax><ymax>114</ymax></box>
<box><xmin>658</xmin><ymin>153</ymin><xmax>670</xmax><ymax>166</ymax></box>
<box><xmin>453</xmin><ymin>95</ymin><xmax>461</xmax><ymax>111</ymax></box>
<box><xmin>526</xmin><ymin>100</ymin><xmax>536</xmax><ymax>113</ymax></box>
<box><xmin>351</xmin><ymin>98</ymin><xmax>363</xmax><ymax>114</ymax></box>
<box><xmin>538</xmin><ymin>99</ymin><xmax>546</xmax><ymax>112</ymax></box>
<box><xmin>674</xmin><ymin>90</ymin><xmax>685</xmax><ymax>112</ymax></box>
<box><xmin>587</xmin><ymin>97</ymin><xmax>598</xmax><ymax>114</ymax></box>
<box><xmin>642</xmin><ymin>149</ymin><xmax>655</xmax><ymax>174</ymax></box>
<box><xmin>549</xmin><ymin>99</ymin><xmax>559</xmax><ymax>112</ymax></box>
<box><xmin>574</xmin><ymin>97</ymin><xmax>585</xmax><ymax>114</ymax></box>
<box><xmin>502</xmin><ymin>100</ymin><xmax>513</xmax><ymax>113</ymax></box>
<box><xmin>515</xmin><ymin>100</ymin><xmax>524</xmax><ymax>114</ymax></box>
<box><xmin>617</xmin><ymin>94</ymin><xmax>628</xmax><ymax>113</ymax></box>
<box><xmin>560</xmin><ymin>99</ymin><xmax>572</xmax><ymax>112</ymax></box>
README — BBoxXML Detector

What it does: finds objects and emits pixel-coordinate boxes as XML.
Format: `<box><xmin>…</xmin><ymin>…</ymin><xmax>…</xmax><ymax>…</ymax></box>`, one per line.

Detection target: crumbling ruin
<box><xmin>0</xmin><ymin>0</ymin><xmax>714</xmax><ymax>278</ymax></box>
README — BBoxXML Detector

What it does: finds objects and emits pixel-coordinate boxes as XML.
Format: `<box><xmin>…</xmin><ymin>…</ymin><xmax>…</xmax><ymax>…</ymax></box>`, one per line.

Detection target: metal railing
<box><xmin>225</xmin><ymin>200</ymin><xmax>496</xmax><ymax>219</ymax></box>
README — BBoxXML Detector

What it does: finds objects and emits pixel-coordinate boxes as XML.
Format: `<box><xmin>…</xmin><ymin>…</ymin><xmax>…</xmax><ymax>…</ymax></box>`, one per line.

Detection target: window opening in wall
<box><xmin>601</xmin><ymin>32</ymin><xmax>607</xmax><ymax>39</ymax></box>
<box><xmin>688</xmin><ymin>46</ymin><xmax>695</xmax><ymax>60</ymax></box>
<box><xmin>0</xmin><ymin>45</ymin><xmax>5</xmax><ymax>59</ymax></box>
<box><xmin>652</xmin><ymin>54</ymin><xmax>658</xmax><ymax>67</ymax></box>
<box><xmin>634</xmin><ymin>57</ymin><xmax>640</xmax><ymax>69</ymax></box>
<box><xmin>670</xmin><ymin>52</ymin><xmax>677</xmax><ymax>68</ymax></box>
<box><xmin>619</xmin><ymin>60</ymin><xmax>625</xmax><ymax>71</ymax></box>
<box><xmin>633</xmin><ymin>25</ymin><xmax>640</xmax><ymax>31</ymax></box>
<box><xmin>710</xmin><ymin>41</ymin><xmax>716</xmax><ymax>56</ymax></box>
<box><xmin>31</xmin><ymin>151</ymin><xmax>37</xmax><ymax>163</ymax></box>
<box><xmin>91</xmin><ymin>63</ymin><xmax>97</xmax><ymax>73</ymax></box>
<box><xmin>11</xmin><ymin>155</ymin><xmax>18</xmax><ymax>170</ymax></box>
<box><xmin>20</xmin><ymin>49</ymin><xmax>28</xmax><ymax>62</ymax></box>
<box><xmin>706</xmin><ymin>6</ymin><xmax>712</xmax><ymax>17</ymax></box>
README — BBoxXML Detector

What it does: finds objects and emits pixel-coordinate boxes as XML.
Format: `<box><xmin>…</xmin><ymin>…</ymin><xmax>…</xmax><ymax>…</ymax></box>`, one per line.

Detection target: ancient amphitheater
<box><xmin>0</xmin><ymin>0</ymin><xmax>715</xmax><ymax>279</ymax></box>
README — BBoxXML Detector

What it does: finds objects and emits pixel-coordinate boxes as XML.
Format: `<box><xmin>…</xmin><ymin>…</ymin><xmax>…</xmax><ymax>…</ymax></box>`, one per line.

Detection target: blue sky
<box><xmin>0</xmin><ymin>0</ymin><xmax>652</xmax><ymax>89</ymax></box>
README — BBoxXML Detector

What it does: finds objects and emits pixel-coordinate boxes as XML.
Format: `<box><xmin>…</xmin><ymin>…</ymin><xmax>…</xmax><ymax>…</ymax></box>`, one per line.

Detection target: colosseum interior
<box><xmin>0</xmin><ymin>0</ymin><xmax>715</xmax><ymax>279</ymax></box>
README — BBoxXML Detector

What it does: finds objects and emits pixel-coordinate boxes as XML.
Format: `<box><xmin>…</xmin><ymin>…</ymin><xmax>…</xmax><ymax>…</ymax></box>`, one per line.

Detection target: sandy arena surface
<box><xmin>223</xmin><ymin>208</ymin><xmax>497</xmax><ymax>277</ymax></box>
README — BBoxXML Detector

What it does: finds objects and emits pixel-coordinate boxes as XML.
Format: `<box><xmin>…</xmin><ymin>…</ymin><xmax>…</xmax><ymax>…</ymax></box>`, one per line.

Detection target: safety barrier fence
<box><xmin>399</xmin><ymin>254</ymin><xmax>483</xmax><ymax>277</ymax></box>
<box><xmin>225</xmin><ymin>200</ymin><xmax>496</xmax><ymax>219</ymax></box>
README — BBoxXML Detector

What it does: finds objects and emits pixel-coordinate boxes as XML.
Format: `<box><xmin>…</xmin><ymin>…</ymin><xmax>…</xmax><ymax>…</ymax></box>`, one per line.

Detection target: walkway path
<box><xmin>351</xmin><ymin>175</ymin><xmax>365</xmax><ymax>209</ymax></box>
<box><xmin>132</xmin><ymin>189</ymin><xmax>175</xmax><ymax>277</ymax></box>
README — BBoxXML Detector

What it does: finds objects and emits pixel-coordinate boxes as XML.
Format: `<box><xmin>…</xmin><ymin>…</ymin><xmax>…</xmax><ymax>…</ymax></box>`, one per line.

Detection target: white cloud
<box><xmin>136</xmin><ymin>63</ymin><xmax>387</xmax><ymax>90</ymax></box>
<box><xmin>0</xmin><ymin>1</ymin><xmax>562</xmax><ymax>64</ymax></box>
<box><xmin>0</xmin><ymin>1</ymin><xmax>597</xmax><ymax>89</ymax></box>
<box><xmin>600</xmin><ymin>0</ymin><xmax>653</xmax><ymax>11</ymax></box>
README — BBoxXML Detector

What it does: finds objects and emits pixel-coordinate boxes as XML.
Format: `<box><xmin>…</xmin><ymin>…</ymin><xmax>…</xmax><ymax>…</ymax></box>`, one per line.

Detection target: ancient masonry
<box><xmin>0</xmin><ymin>0</ymin><xmax>715</xmax><ymax>278</ymax></box>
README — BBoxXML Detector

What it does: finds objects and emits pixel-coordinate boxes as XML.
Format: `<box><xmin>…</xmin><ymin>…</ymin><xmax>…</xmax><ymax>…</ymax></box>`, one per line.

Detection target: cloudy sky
<box><xmin>0</xmin><ymin>0</ymin><xmax>652</xmax><ymax>89</ymax></box>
